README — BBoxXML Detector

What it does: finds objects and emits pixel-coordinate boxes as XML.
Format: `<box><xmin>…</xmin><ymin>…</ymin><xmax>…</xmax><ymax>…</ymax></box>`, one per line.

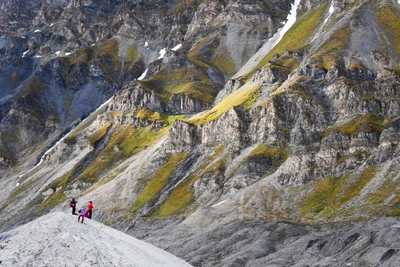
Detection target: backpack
<box><xmin>69</xmin><ymin>201</ymin><xmax>73</xmax><ymax>207</ymax></box>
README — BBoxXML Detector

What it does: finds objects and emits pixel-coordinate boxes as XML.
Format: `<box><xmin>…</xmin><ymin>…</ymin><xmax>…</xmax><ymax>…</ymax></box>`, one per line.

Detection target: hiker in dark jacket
<box><xmin>70</xmin><ymin>198</ymin><xmax>77</xmax><ymax>215</ymax></box>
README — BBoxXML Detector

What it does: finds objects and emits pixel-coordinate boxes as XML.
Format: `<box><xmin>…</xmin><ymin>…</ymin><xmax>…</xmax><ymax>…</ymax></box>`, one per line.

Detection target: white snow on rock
<box><xmin>171</xmin><ymin>43</ymin><xmax>182</xmax><ymax>51</ymax></box>
<box><xmin>323</xmin><ymin>1</ymin><xmax>335</xmax><ymax>25</ymax></box>
<box><xmin>233</xmin><ymin>0</ymin><xmax>301</xmax><ymax>79</ymax></box>
<box><xmin>34</xmin><ymin>29</ymin><xmax>41</xmax><ymax>33</ymax></box>
<box><xmin>55</xmin><ymin>51</ymin><xmax>61</xmax><ymax>56</ymax></box>
<box><xmin>22</xmin><ymin>50</ymin><xmax>29</xmax><ymax>57</ymax></box>
<box><xmin>0</xmin><ymin>212</ymin><xmax>192</xmax><ymax>267</ymax></box>
<box><xmin>158</xmin><ymin>48</ymin><xmax>167</xmax><ymax>59</ymax></box>
<box><xmin>138</xmin><ymin>69</ymin><xmax>148</xmax><ymax>80</ymax></box>
<box><xmin>144</xmin><ymin>41</ymin><xmax>149</xmax><ymax>47</ymax></box>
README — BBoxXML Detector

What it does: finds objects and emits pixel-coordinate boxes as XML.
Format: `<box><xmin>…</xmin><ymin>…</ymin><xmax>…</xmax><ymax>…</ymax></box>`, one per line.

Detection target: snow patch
<box><xmin>274</xmin><ymin>0</ymin><xmax>301</xmax><ymax>47</ymax></box>
<box><xmin>323</xmin><ymin>2</ymin><xmax>335</xmax><ymax>25</ymax></box>
<box><xmin>65</xmin><ymin>51</ymin><xmax>74</xmax><ymax>56</ymax></box>
<box><xmin>233</xmin><ymin>0</ymin><xmax>301</xmax><ymax>79</ymax></box>
<box><xmin>34</xmin><ymin>29</ymin><xmax>41</xmax><ymax>33</ymax></box>
<box><xmin>171</xmin><ymin>43</ymin><xmax>182</xmax><ymax>51</ymax></box>
<box><xmin>22</xmin><ymin>50</ymin><xmax>29</xmax><ymax>57</ymax></box>
<box><xmin>138</xmin><ymin>69</ymin><xmax>148</xmax><ymax>80</ymax></box>
<box><xmin>158</xmin><ymin>48</ymin><xmax>167</xmax><ymax>59</ymax></box>
<box><xmin>211</xmin><ymin>200</ymin><xmax>227</xmax><ymax>207</ymax></box>
<box><xmin>145</xmin><ymin>41</ymin><xmax>149</xmax><ymax>47</ymax></box>
<box><xmin>55</xmin><ymin>51</ymin><xmax>61</xmax><ymax>56</ymax></box>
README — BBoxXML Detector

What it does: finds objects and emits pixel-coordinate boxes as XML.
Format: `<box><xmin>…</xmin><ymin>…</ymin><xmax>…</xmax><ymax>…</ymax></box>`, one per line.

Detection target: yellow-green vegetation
<box><xmin>300</xmin><ymin>167</ymin><xmax>377</xmax><ymax>219</ymax></box>
<box><xmin>69</xmin><ymin>103</ymin><xmax>110</xmax><ymax>137</ymax></box>
<box><xmin>151</xmin><ymin>172</ymin><xmax>196</xmax><ymax>218</ymax></box>
<box><xmin>68</xmin><ymin>39</ymin><xmax>120</xmax><ymax>82</ymax></box>
<box><xmin>229</xmin><ymin>144</ymin><xmax>290</xmax><ymax>176</ymax></box>
<box><xmin>385</xmin><ymin>188</ymin><xmax>400</xmax><ymax>217</ymax></box>
<box><xmin>368</xmin><ymin>172</ymin><xmax>398</xmax><ymax>205</ymax></box>
<box><xmin>160</xmin><ymin>114</ymin><xmax>184</xmax><ymax>127</ymax></box>
<box><xmin>349</xmin><ymin>61</ymin><xmax>366</xmax><ymax>71</ymax></box>
<box><xmin>211</xmin><ymin>54</ymin><xmax>236</xmax><ymax>79</ymax></box>
<box><xmin>73</xmin><ymin>125</ymin><xmax>168</xmax><ymax>184</ymax></box>
<box><xmin>376</xmin><ymin>6</ymin><xmax>400</xmax><ymax>56</ymax></box>
<box><xmin>69</xmin><ymin>47</ymin><xmax>93</xmax><ymax>65</ymax></box>
<box><xmin>124</xmin><ymin>45</ymin><xmax>138</xmax><ymax>72</ymax></box>
<box><xmin>337</xmin><ymin>151</ymin><xmax>371</xmax><ymax>164</ymax></box>
<box><xmin>152</xmin><ymin>148</ymin><xmax>225</xmax><ymax>217</ymax></box>
<box><xmin>188</xmin><ymin>35</ymin><xmax>219</xmax><ymax>64</ymax></box>
<box><xmin>18</xmin><ymin>76</ymin><xmax>46</xmax><ymax>97</ymax></box>
<box><xmin>36</xmin><ymin>170</ymin><xmax>72</xmax><ymax>213</ymax></box>
<box><xmin>140</xmin><ymin>66</ymin><xmax>217</xmax><ymax>104</ymax></box>
<box><xmin>172</xmin><ymin>0</ymin><xmax>200</xmax><ymax>14</ymax></box>
<box><xmin>87</xmin><ymin>122</ymin><xmax>111</xmax><ymax>146</ymax></box>
<box><xmin>311</xmin><ymin>25</ymin><xmax>350</xmax><ymax>70</ymax></box>
<box><xmin>136</xmin><ymin>108</ymin><xmax>162</xmax><ymax>121</ymax></box>
<box><xmin>326</xmin><ymin>113</ymin><xmax>384</xmax><ymax>137</ymax></box>
<box><xmin>189</xmin><ymin>82</ymin><xmax>261</xmax><ymax>126</ymax></box>
<box><xmin>274</xmin><ymin>78</ymin><xmax>312</xmax><ymax>100</ymax></box>
<box><xmin>250</xmin><ymin>144</ymin><xmax>290</xmax><ymax>160</ymax></box>
<box><xmin>130</xmin><ymin>153</ymin><xmax>187</xmax><ymax>213</ymax></box>
<box><xmin>388</xmin><ymin>67</ymin><xmax>400</xmax><ymax>77</ymax></box>
<box><xmin>64</xmin><ymin>136</ymin><xmax>77</xmax><ymax>146</ymax></box>
<box><xmin>247</xmin><ymin>2</ymin><xmax>328</xmax><ymax>77</ymax></box>
<box><xmin>37</xmin><ymin>189</ymin><xmax>67</xmax><ymax>214</ymax></box>
<box><xmin>268</xmin><ymin>55</ymin><xmax>301</xmax><ymax>75</ymax></box>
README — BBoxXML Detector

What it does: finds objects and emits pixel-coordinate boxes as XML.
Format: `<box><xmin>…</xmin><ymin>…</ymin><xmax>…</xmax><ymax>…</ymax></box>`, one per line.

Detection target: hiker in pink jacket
<box><xmin>78</xmin><ymin>206</ymin><xmax>86</xmax><ymax>223</ymax></box>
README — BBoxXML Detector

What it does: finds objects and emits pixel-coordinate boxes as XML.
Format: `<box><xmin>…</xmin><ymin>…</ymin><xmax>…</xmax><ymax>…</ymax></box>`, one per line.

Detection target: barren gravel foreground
<box><xmin>0</xmin><ymin>212</ymin><xmax>192</xmax><ymax>267</ymax></box>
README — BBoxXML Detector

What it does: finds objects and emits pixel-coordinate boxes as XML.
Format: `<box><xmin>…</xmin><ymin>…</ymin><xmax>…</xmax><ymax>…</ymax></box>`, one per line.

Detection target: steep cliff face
<box><xmin>3</xmin><ymin>0</ymin><xmax>400</xmax><ymax>266</ymax></box>
<box><xmin>0</xmin><ymin>0</ymin><xmax>290</xmax><ymax>166</ymax></box>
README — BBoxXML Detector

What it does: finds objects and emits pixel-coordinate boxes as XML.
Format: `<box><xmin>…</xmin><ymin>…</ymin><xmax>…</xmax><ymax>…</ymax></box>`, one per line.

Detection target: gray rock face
<box><xmin>3</xmin><ymin>1</ymin><xmax>400</xmax><ymax>267</ymax></box>
<box><xmin>160</xmin><ymin>120</ymin><xmax>199</xmax><ymax>155</ymax></box>
<box><xmin>109</xmin><ymin>84</ymin><xmax>164</xmax><ymax>113</ymax></box>
<box><xmin>166</xmin><ymin>94</ymin><xmax>209</xmax><ymax>114</ymax></box>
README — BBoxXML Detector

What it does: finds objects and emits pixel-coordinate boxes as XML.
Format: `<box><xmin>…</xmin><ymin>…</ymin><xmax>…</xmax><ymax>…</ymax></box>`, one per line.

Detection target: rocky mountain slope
<box><xmin>2</xmin><ymin>0</ymin><xmax>400</xmax><ymax>266</ymax></box>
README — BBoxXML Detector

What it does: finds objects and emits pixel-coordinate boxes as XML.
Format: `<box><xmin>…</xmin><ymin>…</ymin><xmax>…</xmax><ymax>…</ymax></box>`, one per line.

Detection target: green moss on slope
<box><xmin>376</xmin><ymin>6</ymin><xmax>400</xmax><ymax>56</ymax></box>
<box><xmin>311</xmin><ymin>25</ymin><xmax>350</xmax><ymax>70</ymax></box>
<box><xmin>140</xmin><ymin>66</ymin><xmax>218</xmax><ymax>105</ymax></box>
<box><xmin>189</xmin><ymin>82</ymin><xmax>261</xmax><ymax>126</ymax></box>
<box><xmin>327</xmin><ymin>113</ymin><xmax>384</xmax><ymax>137</ymax></box>
<box><xmin>130</xmin><ymin>153</ymin><xmax>187</xmax><ymax>213</ymax></box>
<box><xmin>249</xmin><ymin>2</ymin><xmax>328</xmax><ymax>77</ymax></box>
<box><xmin>74</xmin><ymin>125</ymin><xmax>168</xmax><ymax>184</ymax></box>
<box><xmin>152</xmin><ymin>148</ymin><xmax>225</xmax><ymax>217</ymax></box>
<box><xmin>300</xmin><ymin>167</ymin><xmax>377</xmax><ymax>219</ymax></box>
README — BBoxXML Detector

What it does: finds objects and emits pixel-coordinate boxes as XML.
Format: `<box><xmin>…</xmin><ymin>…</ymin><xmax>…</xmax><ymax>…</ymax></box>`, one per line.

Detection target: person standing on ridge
<box><xmin>70</xmin><ymin>198</ymin><xmax>77</xmax><ymax>215</ymax></box>
<box><xmin>87</xmin><ymin>201</ymin><xmax>94</xmax><ymax>219</ymax></box>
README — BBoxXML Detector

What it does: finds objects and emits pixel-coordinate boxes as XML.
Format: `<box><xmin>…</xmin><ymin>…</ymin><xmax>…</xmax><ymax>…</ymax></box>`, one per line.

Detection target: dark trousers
<box><xmin>88</xmin><ymin>209</ymin><xmax>92</xmax><ymax>219</ymax></box>
<box><xmin>72</xmin><ymin>206</ymin><xmax>76</xmax><ymax>215</ymax></box>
